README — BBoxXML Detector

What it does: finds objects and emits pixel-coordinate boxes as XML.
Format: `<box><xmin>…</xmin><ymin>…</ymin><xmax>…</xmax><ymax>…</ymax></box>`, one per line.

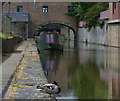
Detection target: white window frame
<box><xmin>42</xmin><ymin>6</ymin><xmax>48</xmax><ymax>13</ymax></box>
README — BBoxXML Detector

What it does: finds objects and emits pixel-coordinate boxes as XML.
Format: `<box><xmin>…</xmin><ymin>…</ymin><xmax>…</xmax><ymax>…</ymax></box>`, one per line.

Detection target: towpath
<box><xmin>1</xmin><ymin>40</ymin><xmax>56</xmax><ymax>100</ymax></box>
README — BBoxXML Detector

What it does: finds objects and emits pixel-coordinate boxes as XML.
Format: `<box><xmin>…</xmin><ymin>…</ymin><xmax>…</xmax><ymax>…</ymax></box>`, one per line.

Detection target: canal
<box><xmin>39</xmin><ymin>40</ymin><xmax>120</xmax><ymax>99</ymax></box>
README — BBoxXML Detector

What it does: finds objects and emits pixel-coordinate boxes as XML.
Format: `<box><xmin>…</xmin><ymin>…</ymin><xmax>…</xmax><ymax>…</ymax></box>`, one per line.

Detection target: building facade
<box><xmin>109</xmin><ymin>3</ymin><xmax>120</xmax><ymax>20</ymax></box>
<box><xmin>105</xmin><ymin>3</ymin><xmax>120</xmax><ymax>98</ymax></box>
<box><xmin>3</xmin><ymin>2</ymin><xmax>77</xmax><ymax>38</ymax></box>
<box><xmin>105</xmin><ymin>2</ymin><xmax>120</xmax><ymax>47</ymax></box>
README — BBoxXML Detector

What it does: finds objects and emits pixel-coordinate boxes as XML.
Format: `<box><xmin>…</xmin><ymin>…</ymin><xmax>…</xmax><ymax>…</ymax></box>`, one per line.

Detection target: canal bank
<box><xmin>1</xmin><ymin>40</ymin><xmax>55</xmax><ymax>100</ymax></box>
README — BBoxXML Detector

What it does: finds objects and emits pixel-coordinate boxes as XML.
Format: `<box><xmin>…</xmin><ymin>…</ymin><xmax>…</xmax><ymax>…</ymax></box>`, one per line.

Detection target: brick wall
<box><xmin>3</xmin><ymin>2</ymin><xmax>77</xmax><ymax>37</ymax></box>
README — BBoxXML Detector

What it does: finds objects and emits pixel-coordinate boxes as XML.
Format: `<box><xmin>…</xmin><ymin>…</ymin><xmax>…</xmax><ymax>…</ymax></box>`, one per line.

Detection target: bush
<box><xmin>0</xmin><ymin>32</ymin><xmax>18</xmax><ymax>39</ymax></box>
<box><xmin>10</xmin><ymin>31</ymin><xmax>17</xmax><ymax>37</ymax></box>
<box><xmin>0</xmin><ymin>33</ymin><xmax>9</xmax><ymax>39</ymax></box>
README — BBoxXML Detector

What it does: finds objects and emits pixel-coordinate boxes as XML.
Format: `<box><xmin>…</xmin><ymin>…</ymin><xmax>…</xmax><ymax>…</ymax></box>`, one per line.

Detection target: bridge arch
<box><xmin>34</xmin><ymin>21</ymin><xmax>76</xmax><ymax>40</ymax></box>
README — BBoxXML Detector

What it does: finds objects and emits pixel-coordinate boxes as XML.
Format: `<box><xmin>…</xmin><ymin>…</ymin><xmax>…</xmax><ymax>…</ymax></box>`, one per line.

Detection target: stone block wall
<box><xmin>61</xmin><ymin>27</ymin><xmax>69</xmax><ymax>40</ymax></box>
<box><xmin>105</xmin><ymin>23</ymin><xmax>120</xmax><ymax>47</ymax></box>
<box><xmin>2</xmin><ymin>15</ymin><xmax>11</xmax><ymax>34</ymax></box>
<box><xmin>78</xmin><ymin>26</ymin><xmax>105</xmax><ymax>45</ymax></box>
<box><xmin>11</xmin><ymin>22</ymin><xmax>26</xmax><ymax>39</ymax></box>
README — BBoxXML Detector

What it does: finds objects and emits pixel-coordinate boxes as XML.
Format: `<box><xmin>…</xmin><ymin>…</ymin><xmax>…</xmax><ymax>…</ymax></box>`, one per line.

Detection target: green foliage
<box><xmin>65</xmin><ymin>3</ymin><xmax>77</xmax><ymax>17</ymax></box>
<box><xmin>10</xmin><ymin>31</ymin><xmax>17</xmax><ymax>37</ymax></box>
<box><xmin>0</xmin><ymin>31</ymin><xmax>17</xmax><ymax>39</ymax></box>
<box><xmin>65</xmin><ymin>2</ymin><xmax>108</xmax><ymax>31</ymax></box>
<box><xmin>65</xmin><ymin>2</ymin><xmax>97</xmax><ymax>19</ymax></box>
<box><xmin>0</xmin><ymin>33</ymin><xmax>9</xmax><ymax>38</ymax></box>
<box><xmin>84</xmin><ymin>3</ymin><xmax>108</xmax><ymax>31</ymax></box>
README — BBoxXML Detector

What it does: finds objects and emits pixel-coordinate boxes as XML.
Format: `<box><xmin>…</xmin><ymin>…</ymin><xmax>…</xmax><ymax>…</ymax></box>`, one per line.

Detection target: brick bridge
<box><xmin>34</xmin><ymin>21</ymin><xmax>76</xmax><ymax>36</ymax></box>
<box><xmin>3</xmin><ymin>2</ymin><xmax>77</xmax><ymax>39</ymax></box>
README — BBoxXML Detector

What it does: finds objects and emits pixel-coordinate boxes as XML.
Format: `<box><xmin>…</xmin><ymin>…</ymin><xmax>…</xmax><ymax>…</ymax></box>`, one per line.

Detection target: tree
<box><xmin>65</xmin><ymin>2</ymin><xmax>108</xmax><ymax>31</ymax></box>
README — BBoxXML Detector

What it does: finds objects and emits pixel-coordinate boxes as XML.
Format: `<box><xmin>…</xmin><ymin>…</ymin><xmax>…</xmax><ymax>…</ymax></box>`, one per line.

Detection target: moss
<box><xmin>11</xmin><ymin>80</ymin><xmax>20</xmax><ymax>88</ymax></box>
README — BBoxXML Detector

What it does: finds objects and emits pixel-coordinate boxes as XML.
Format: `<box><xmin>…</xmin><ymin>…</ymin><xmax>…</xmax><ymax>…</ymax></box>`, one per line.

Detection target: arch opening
<box><xmin>34</xmin><ymin>22</ymin><xmax>76</xmax><ymax>41</ymax></box>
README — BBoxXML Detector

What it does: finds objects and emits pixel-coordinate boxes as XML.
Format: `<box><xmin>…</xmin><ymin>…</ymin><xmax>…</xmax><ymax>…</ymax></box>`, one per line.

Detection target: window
<box><xmin>45</xmin><ymin>33</ymin><xmax>54</xmax><ymax>43</ymax></box>
<box><xmin>68</xmin><ymin>6</ymin><xmax>74</xmax><ymax>12</ymax></box>
<box><xmin>42</xmin><ymin>6</ymin><xmax>48</xmax><ymax>13</ymax></box>
<box><xmin>17</xmin><ymin>6</ymin><xmax>23</xmax><ymax>12</ymax></box>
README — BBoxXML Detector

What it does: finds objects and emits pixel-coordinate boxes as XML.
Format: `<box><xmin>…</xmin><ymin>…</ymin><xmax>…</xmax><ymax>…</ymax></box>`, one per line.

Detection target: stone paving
<box><xmin>2</xmin><ymin>40</ymin><xmax>56</xmax><ymax>100</ymax></box>
<box><xmin>1</xmin><ymin>41</ymin><xmax>27</xmax><ymax>98</ymax></box>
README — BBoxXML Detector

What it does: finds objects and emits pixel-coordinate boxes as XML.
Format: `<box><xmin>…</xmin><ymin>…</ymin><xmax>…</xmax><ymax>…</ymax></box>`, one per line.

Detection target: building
<box><xmin>2</xmin><ymin>2</ymin><xmax>29</xmax><ymax>40</ymax></box>
<box><xmin>105</xmin><ymin>3</ymin><xmax>120</xmax><ymax>98</ymax></box>
<box><xmin>105</xmin><ymin>2</ymin><xmax>120</xmax><ymax>47</ymax></box>
<box><xmin>3</xmin><ymin>2</ymin><xmax>77</xmax><ymax>39</ymax></box>
<box><xmin>109</xmin><ymin>3</ymin><xmax>120</xmax><ymax>20</ymax></box>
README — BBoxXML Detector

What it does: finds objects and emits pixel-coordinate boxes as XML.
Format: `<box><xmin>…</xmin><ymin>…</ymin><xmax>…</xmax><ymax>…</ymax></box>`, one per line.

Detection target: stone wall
<box><xmin>11</xmin><ymin>22</ymin><xmax>27</xmax><ymax>40</ymax></box>
<box><xmin>78</xmin><ymin>26</ymin><xmax>105</xmax><ymax>45</ymax></box>
<box><xmin>105</xmin><ymin>23</ymin><xmax>120</xmax><ymax>47</ymax></box>
<box><xmin>2</xmin><ymin>15</ymin><xmax>11</xmax><ymax>34</ymax></box>
<box><xmin>61</xmin><ymin>27</ymin><xmax>69</xmax><ymax>40</ymax></box>
<box><xmin>78</xmin><ymin>23</ymin><xmax>120</xmax><ymax>48</ymax></box>
<box><xmin>70</xmin><ymin>29</ymin><xmax>74</xmax><ymax>41</ymax></box>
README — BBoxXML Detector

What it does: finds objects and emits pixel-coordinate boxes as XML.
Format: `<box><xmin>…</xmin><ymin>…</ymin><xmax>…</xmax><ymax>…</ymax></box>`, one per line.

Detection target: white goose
<box><xmin>36</xmin><ymin>81</ymin><xmax>61</xmax><ymax>97</ymax></box>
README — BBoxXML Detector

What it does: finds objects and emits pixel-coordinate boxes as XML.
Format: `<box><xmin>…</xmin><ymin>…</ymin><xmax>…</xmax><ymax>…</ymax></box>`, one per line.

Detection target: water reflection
<box><xmin>39</xmin><ymin>51</ymin><xmax>62</xmax><ymax>76</ymax></box>
<box><xmin>39</xmin><ymin>41</ymin><xmax>120</xmax><ymax>99</ymax></box>
<box><xmin>68</xmin><ymin>60</ymin><xmax>108</xmax><ymax>99</ymax></box>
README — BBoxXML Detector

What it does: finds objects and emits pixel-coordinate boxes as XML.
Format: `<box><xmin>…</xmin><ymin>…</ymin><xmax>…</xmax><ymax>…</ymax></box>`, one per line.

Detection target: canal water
<box><xmin>39</xmin><ymin>41</ymin><xmax>120</xmax><ymax>100</ymax></box>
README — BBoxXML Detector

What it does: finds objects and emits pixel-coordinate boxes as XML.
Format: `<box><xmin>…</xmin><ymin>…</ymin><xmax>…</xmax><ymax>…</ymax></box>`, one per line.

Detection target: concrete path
<box><xmin>1</xmin><ymin>40</ymin><xmax>56</xmax><ymax>100</ymax></box>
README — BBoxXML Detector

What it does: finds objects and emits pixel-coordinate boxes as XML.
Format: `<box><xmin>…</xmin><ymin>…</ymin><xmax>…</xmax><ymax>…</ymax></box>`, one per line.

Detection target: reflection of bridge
<box><xmin>3</xmin><ymin>2</ymin><xmax>77</xmax><ymax>39</ymax></box>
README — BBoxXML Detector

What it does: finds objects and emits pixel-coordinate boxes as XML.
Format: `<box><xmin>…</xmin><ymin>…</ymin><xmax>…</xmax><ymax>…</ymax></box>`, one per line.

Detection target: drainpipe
<box><xmin>8</xmin><ymin>2</ymin><xmax>10</xmax><ymax>14</ymax></box>
<box><xmin>0</xmin><ymin>2</ymin><xmax>2</xmax><ymax>33</ymax></box>
<box><xmin>8</xmin><ymin>2</ymin><xmax>11</xmax><ymax>35</ymax></box>
<box><xmin>1</xmin><ymin>2</ymin><xmax>5</xmax><ymax>33</ymax></box>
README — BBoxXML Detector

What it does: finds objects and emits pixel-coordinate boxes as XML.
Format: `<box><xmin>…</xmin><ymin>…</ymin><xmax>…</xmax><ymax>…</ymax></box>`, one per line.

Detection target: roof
<box><xmin>100</xmin><ymin>10</ymin><xmax>109</xmax><ymax>20</ymax></box>
<box><xmin>3</xmin><ymin>12</ymin><xmax>29</xmax><ymax>22</ymax></box>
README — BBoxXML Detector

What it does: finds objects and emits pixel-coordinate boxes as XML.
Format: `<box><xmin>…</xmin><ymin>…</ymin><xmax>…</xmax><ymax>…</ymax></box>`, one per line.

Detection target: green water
<box><xmin>39</xmin><ymin>41</ymin><xmax>120</xmax><ymax>99</ymax></box>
